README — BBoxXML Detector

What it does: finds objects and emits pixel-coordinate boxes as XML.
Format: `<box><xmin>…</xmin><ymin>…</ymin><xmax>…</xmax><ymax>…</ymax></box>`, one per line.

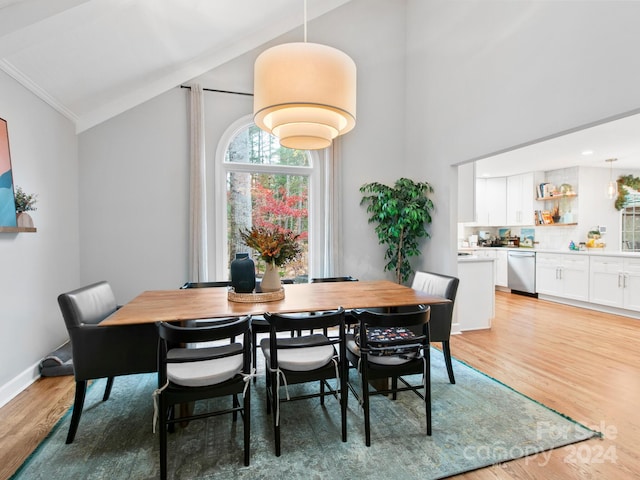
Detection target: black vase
<box><xmin>230</xmin><ymin>253</ymin><xmax>256</xmax><ymax>293</ymax></box>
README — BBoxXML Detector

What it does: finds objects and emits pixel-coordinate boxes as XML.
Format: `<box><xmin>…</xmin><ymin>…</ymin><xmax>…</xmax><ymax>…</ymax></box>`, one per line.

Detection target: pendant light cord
<box><xmin>304</xmin><ymin>0</ymin><xmax>308</xmax><ymax>42</ymax></box>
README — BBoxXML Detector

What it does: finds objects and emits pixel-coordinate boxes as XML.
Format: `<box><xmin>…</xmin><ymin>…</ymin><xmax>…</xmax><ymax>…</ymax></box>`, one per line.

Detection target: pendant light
<box><xmin>253</xmin><ymin>0</ymin><xmax>356</xmax><ymax>150</ymax></box>
<box><xmin>606</xmin><ymin>158</ymin><xmax>618</xmax><ymax>199</ymax></box>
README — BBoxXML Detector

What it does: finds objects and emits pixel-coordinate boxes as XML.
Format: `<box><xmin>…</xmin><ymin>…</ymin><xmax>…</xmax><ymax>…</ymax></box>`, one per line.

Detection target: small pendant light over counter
<box><xmin>253</xmin><ymin>0</ymin><xmax>356</xmax><ymax>150</ymax></box>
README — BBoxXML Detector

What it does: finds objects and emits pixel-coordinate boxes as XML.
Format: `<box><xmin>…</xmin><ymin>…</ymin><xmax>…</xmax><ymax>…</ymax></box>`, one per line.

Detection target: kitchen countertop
<box><xmin>458</xmin><ymin>246</ymin><xmax>640</xmax><ymax>258</ymax></box>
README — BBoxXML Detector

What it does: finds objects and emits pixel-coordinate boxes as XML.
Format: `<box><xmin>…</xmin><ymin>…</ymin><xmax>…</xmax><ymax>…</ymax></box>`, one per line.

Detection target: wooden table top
<box><xmin>101</xmin><ymin>280</ymin><xmax>450</xmax><ymax>326</ymax></box>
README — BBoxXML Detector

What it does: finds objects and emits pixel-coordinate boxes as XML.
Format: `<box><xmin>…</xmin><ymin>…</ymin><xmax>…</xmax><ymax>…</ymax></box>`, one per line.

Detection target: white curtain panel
<box><xmin>323</xmin><ymin>141</ymin><xmax>341</xmax><ymax>276</ymax></box>
<box><xmin>188</xmin><ymin>84</ymin><xmax>208</xmax><ymax>282</ymax></box>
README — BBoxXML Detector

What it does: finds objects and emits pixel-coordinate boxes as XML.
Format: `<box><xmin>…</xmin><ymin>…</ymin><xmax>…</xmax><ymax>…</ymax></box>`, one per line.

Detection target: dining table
<box><xmin>101</xmin><ymin>279</ymin><xmax>450</xmax><ymax>326</ymax></box>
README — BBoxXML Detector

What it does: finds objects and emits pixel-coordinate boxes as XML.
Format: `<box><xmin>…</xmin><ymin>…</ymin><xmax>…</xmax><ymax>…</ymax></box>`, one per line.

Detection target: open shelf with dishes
<box><xmin>536</xmin><ymin>192</ymin><xmax>578</xmax><ymax>201</ymax></box>
<box><xmin>535</xmin><ymin>179</ymin><xmax>577</xmax><ymax>225</ymax></box>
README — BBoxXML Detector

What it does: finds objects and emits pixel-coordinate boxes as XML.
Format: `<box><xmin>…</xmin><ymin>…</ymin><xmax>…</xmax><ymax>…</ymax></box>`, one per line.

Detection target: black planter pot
<box><xmin>230</xmin><ymin>253</ymin><xmax>256</xmax><ymax>293</ymax></box>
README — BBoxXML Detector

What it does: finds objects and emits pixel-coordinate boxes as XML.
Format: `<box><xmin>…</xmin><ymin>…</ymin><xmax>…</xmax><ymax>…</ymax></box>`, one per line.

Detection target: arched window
<box><xmin>212</xmin><ymin>116</ymin><xmax>338</xmax><ymax>281</ymax></box>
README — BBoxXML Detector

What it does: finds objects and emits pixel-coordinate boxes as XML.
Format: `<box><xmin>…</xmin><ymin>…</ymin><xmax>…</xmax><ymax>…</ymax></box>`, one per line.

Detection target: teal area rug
<box><xmin>12</xmin><ymin>353</ymin><xmax>598</xmax><ymax>479</ymax></box>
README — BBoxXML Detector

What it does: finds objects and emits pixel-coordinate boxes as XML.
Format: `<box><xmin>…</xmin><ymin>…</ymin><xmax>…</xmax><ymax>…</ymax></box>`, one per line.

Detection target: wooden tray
<box><xmin>228</xmin><ymin>288</ymin><xmax>285</xmax><ymax>303</ymax></box>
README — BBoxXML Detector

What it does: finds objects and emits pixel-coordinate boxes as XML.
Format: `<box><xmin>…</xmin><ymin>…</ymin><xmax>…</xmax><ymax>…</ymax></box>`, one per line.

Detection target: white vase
<box><xmin>16</xmin><ymin>212</ymin><xmax>34</xmax><ymax>228</ymax></box>
<box><xmin>261</xmin><ymin>262</ymin><xmax>281</xmax><ymax>292</ymax></box>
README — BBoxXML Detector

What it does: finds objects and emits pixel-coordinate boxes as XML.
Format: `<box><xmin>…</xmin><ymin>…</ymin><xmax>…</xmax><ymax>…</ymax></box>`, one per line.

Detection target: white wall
<box><xmin>0</xmin><ymin>70</ymin><xmax>79</xmax><ymax>406</ymax></box>
<box><xmin>78</xmin><ymin>0</ymin><xmax>409</xmax><ymax>303</ymax></box>
<box><xmin>78</xmin><ymin>89</ymin><xmax>190</xmax><ymax>302</ymax></box>
<box><xmin>406</xmin><ymin>0</ymin><xmax>640</xmax><ymax>275</ymax></box>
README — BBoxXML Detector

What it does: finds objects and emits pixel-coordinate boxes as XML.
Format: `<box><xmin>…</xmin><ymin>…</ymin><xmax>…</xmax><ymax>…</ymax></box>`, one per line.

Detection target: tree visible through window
<box><xmin>225</xmin><ymin>125</ymin><xmax>310</xmax><ymax>281</ymax></box>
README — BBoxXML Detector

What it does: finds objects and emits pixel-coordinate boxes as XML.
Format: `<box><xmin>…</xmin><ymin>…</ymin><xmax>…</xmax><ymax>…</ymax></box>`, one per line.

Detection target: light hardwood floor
<box><xmin>1</xmin><ymin>291</ymin><xmax>639</xmax><ymax>479</ymax></box>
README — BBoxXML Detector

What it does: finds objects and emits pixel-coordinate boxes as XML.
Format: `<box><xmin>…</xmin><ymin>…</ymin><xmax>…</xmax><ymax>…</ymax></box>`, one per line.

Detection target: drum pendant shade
<box><xmin>253</xmin><ymin>42</ymin><xmax>356</xmax><ymax>150</ymax></box>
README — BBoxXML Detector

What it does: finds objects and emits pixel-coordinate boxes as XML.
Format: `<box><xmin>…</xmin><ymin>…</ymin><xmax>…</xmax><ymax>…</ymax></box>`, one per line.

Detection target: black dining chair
<box><xmin>310</xmin><ymin>276</ymin><xmax>358</xmax><ymax>283</ymax></box>
<box><xmin>180</xmin><ymin>281</ymin><xmax>231</xmax><ymax>289</ymax></box>
<box><xmin>250</xmin><ymin>279</ymin><xmax>294</xmax><ymax>380</ymax></box>
<box><xmin>410</xmin><ymin>271</ymin><xmax>459</xmax><ymax>384</ymax></box>
<box><xmin>155</xmin><ymin>316</ymin><xmax>252</xmax><ymax>479</ymax></box>
<box><xmin>57</xmin><ymin>281</ymin><xmax>158</xmax><ymax>444</ymax></box>
<box><xmin>260</xmin><ymin>307</ymin><xmax>347</xmax><ymax>456</ymax></box>
<box><xmin>306</xmin><ymin>276</ymin><xmax>359</xmax><ymax>334</ymax></box>
<box><xmin>346</xmin><ymin>305</ymin><xmax>431</xmax><ymax>446</ymax></box>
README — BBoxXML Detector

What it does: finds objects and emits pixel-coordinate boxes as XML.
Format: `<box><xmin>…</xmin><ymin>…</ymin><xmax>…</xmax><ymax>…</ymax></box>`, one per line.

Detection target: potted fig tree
<box><xmin>360</xmin><ymin>178</ymin><xmax>434</xmax><ymax>284</ymax></box>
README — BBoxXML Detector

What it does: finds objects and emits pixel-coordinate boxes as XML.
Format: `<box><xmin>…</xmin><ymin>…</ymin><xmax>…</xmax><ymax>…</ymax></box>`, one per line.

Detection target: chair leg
<box><xmin>167</xmin><ymin>406</ymin><xmax>175</xmax><ymax>433</ymax></box>
<box><xmin>102</xmin><ymin>377</ymin><xmax>115</xmax><ymax>401</ymax></box>
<box><xmin>265</xmin><ymin>370</ymin><xmax>272</xmax><ymax>414</ymax></box>
<box><xmin>244</xmin><ymin>385</ymin><xmax>251</xmax><ymax>466</ymax></box>
<box><xmin>252</xmin><ymin>330</ymin><xmax>258</xmax><ymax>383</ymax></box>
<box><xmin>341</xmin><ymin>363</ymin><xmax>348</xmax><ymax>442</ymax></box>
<box><xmin>391</xmin><ymin>377</ymin><xmax>398</xmax><ymax>400</ymax></box>
<box><xmin>426</xmin><ymin>348</ymin><xmax>432</xmax><ymax>436</ymax></box>
<box><xmin>361</xmin><ymin>361</ymin><xmax>371</xmax><ymax>447</ymax></box>
<box><xmin>232</xmin><ymin>394</ymin><xmax>239</xmax><ymax>422</ymax></box>
<box><xmin>442</xmin><ymin>341</ymin><xmax>456</xmax><ymax>384</ymax></box>
<box><xmin>66</xmin><ymin>380</ymin><xmax>87</xmax><ymax>444</ymax></box>
<box><xmin>159</xmin><ymin>396</ymin><xmax>168</xmax><ymax>480</ymax></box>
<box><xmin>271</xmin><ymin>372</ymin><xmax>281</xmax><ymax>457</ymax></box>
<box><xmin>320</xmin><ymin>379</ymin><xmax>325</xmax><ymax>405</ymax></box>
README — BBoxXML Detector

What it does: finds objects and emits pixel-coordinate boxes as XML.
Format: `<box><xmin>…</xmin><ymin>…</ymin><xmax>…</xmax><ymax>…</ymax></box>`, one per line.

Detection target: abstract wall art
<box><xmin>0</xmin><ymin>117</ymin><xmax>17</xmax><ymax>228</ymax></box>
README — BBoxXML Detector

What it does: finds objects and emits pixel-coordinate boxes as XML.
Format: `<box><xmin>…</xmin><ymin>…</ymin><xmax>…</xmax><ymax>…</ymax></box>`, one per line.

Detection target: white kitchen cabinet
<box><xmin>475</xmin><ymin>249</ymin><xmax>497</xmax><ymax>286</ymax></box>
<box><xmin>474</xmin><ymin>177</ymin><xmax>506</xmax><ymax>226</ymax></box>
<box><xmin>475</xmin><ymin>248</ymin><xmax>509</xmax><ymax>288</ymax></box>
<box><xmin>506</xmin><ymin>172</ymin><xmax>535</xmax><ymax>226</ymax></box>
<box><xmin>589</xmin><ymin>256</ymin><xmax>640</xmax><ymax>311</ymax></box>
<box><xmin>495</xmin><ymin>250</ymin><xmax>508</xmax><ymax>287</ymax></box>
<box><xmin>623</xmin><ymin>258</ymin><xmax>640</xmax><ymax>311</ymax></box>
<box><xmin>457</xmin><ymin>257</ymin><xmax>494</xmax><ymax>330</ymax></box>
<box><xmin>536</xmin><ymin>253</ymin><xmax>589</xmax><ymax>301</ymax></box>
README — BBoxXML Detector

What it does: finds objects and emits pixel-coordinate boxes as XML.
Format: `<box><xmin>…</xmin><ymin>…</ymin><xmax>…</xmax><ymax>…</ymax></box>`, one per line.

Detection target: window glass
<box><xmin>225</xmin><ymin>125</ymin><xmax>310</xmax><ymax>167</ymax></box>
<box><xmin>225</xmin><ymin>125</ymin><xmax>310</xmax><ymax>281</ymax></box>
<box><xmin>621</xmin><ymin>205</ymin><xmax>640</xmax><ymax>251</ymax></box>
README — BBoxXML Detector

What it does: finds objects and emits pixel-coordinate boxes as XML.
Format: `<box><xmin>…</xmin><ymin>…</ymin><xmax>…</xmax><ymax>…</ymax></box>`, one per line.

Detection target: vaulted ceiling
<box><xmin>0</xmin><ymin>0</ymin><xmax>351</xmax><ymax>133</ymax></box>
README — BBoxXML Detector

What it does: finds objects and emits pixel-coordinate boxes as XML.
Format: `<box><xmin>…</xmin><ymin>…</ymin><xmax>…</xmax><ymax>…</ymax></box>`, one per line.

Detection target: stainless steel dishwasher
<box><xmin>507</xmin><ymin>250</ymin><xmax>537</xmax><ymax>295</ymax></box>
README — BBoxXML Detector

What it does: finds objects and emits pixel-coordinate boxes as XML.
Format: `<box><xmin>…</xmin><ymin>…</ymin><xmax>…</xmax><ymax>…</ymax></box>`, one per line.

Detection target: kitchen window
<box><xmin>621</xmin><ymin>204</ymin><xmax>640</xmax><ymax>252</ymax></box>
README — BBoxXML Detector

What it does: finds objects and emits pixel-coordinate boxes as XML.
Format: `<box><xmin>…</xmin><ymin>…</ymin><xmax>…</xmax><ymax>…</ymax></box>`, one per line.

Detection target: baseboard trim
<box><xmin>0</xmin><ymin>362</ymin><xmax>41</xmax><ymax>409</ymax></box>
<box><xmin>537</xmin><ymin>294</ymin><xmax>640</xmax><ymax>320</ymax></box>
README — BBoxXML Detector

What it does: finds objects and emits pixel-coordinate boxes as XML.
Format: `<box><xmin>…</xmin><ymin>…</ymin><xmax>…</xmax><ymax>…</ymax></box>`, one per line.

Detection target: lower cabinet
<box><xmin>495</xmin><ymin>250</ymin><xmax>508</xmax><ymax>287</ymax></box>
<box><xmin>457</xmin><ymin>259</ymin><xmax>494</xmax><ymax>330</ymax></box>
<box><xmin>536</xmin><ymin>253</ymin><xmax>589</xmax><ymax>301</ymax></box>
<box><xmin>589</xmin><ymin>256</ymin><xmax>640</xmax><ymax>312</ymax></box>
<box><xmin>474</xmin><ymin>249</ymin><xmax>508</xmax><ymax>288</ymax></box>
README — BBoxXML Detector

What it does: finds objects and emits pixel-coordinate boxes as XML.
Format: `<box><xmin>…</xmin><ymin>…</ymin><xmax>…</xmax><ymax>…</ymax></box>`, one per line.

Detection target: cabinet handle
<box><xmin>618</xmin><ymin>273</ymin><xmax>623</xmax><ymax>288</ymax></box>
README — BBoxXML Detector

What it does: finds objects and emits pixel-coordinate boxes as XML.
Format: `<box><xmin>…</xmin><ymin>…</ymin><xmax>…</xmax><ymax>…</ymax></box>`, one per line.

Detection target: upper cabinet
<box><xmin>460</xmin><ymin>166</ymin><xmax>579</xmax><ymax>228</ymax></box>
<box><xmin>506</xmin><ymin>172</ymin><xmax>538</xmax><ymax>226</ymax></box>
<box><xmin>475</xmin><ymin>177</ymin><xmax>506</xmax><ymax>226</ymax></box>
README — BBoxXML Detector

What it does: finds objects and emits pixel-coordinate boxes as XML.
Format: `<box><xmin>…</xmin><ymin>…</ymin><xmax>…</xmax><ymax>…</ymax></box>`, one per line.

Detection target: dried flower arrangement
<box><xmin>239</xmin><ymin>226</ymin><xmax>302</xmax><ymax>267</ymax></box>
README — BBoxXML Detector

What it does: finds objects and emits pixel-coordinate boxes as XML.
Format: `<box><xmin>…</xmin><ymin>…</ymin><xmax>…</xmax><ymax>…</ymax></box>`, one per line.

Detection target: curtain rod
<box><xmin>180</xmin><ymin>85</ymin><xmax>253</xmax><ymax>97</ymax></box>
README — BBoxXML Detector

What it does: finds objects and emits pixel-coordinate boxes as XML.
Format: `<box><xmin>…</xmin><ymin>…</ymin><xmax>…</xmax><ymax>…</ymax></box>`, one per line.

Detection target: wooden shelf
<box><xmin>536</xmin><ymin>193</ymin><xmax>577</xmax><ymax>201</ymax></box>
<box><xmin>535</xmin><ymin>223</ymin><xmax>578</xmax><ymax>227</ymax></box>
<box><xmin>0</xmin><ymin>226</ymin><xmax>37</xmax><ymax>233</ymax></box>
